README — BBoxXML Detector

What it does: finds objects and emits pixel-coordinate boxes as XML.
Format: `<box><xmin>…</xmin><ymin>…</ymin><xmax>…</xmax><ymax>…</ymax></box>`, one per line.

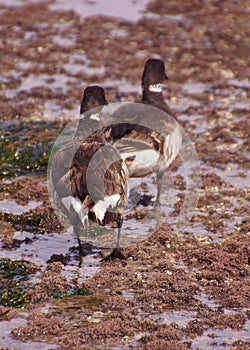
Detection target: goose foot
<box><xmin>101</xmin><ymin>248</ymin><xmax>126</xmax><ymax>262</ymax></box>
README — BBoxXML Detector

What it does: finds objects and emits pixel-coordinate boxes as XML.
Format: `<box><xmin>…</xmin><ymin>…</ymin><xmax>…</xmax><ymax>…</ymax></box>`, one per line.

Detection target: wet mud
<box><xmin>0</xmin><ymin>0</ymin><xmax>249</xmax><ymax>349</ymax></box>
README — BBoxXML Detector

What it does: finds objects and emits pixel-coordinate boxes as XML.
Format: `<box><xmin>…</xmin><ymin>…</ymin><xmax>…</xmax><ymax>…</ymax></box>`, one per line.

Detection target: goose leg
<box><xmin>69</xmin><ymin>206</ymin><xmax>92</xmax><ymax>257</ymax></box>
<box><xmin>101</xmin><ymin>218</ymin><xmax>126</xmax><ymax>262</ymax></box>
<box><xmin>155</xmin><ymin>170</ymin><xmax>164</xmax><ymax>205</ymax></box>
<box><xmin>73</xmin><ymin>225</ymin><xmax>86</xmax><ymax>256</ymax></box>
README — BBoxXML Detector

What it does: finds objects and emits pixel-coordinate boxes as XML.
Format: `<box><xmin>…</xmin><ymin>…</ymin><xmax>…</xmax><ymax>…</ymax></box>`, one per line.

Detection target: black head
<box><xmin>141</xmin><ymin>59</ymin><xmax>168</xmax><ymax>90</ymax></box>
<box><xmin>80</xmin><ymin>85</ymin><xmax>108</xmax><ymax>114</ymax></box>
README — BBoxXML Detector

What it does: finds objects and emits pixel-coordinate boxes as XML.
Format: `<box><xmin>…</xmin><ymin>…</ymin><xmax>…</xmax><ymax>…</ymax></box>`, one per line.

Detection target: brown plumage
<box><xmin>104</xmin><ymin>59</ymin><xmax>182</xmax><ymax>203</ymax></box>
<box><xmin>51</xmin><ymin>86</ymin><xmax>129</xmax><ymax>260</ymax></box>
<box><xmin>51</xmin><ymin>86</ymin><xmax>108</xmax><ymax>197</ymax></box>
<box><xmin>69</xmin><ymin>129</ymin><xmax>129</xmax><ymax>261</ymax></box>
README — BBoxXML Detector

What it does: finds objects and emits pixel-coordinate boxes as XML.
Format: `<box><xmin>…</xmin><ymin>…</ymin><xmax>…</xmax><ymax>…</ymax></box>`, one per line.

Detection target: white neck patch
<box><xmin>90</xmin><ymin>113</ymin><xmax>100</xmax><ymax>121</ymax></box>
<box><xmin>149</xmin><ymin>84</ymin><xmax>162</xmax><ymax>93</ymax></box>
<box><xmin>79</xmin><ymin>113</ymin><xmax>100</xmax><ymax>121</ymax></box>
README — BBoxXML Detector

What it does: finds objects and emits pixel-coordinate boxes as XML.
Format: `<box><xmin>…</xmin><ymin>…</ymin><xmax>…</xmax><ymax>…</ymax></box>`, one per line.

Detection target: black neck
<box><xmin>142</xmin><ymin>88</ymin><xmax>174</xmax><ymax>117</ymax></box>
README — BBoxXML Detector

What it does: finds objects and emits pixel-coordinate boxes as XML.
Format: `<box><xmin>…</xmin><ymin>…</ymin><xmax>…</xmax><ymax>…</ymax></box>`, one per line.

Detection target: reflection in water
<box><xmin>191</xmin><ymin>320</ymin><xmax>250</xmax><ymax>350</ymax></box>
<box><xmin>0</xmin><ymin>199</ymin><xmax>42</xmax><ymax>215</ymax></box>
<box><xmin>0</xmin><ymin>317</ymin><xmax>56</xmax><ymax>350</ymax></box>
<box><xmin>50</xmin><ymin>0</ymin><xmax>150</xmax><ymax>21</ymax></box>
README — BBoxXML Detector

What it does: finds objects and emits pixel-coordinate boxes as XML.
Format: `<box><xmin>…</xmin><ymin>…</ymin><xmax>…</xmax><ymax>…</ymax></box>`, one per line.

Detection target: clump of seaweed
<box><xmin>0</xmin><ymin>260</ymin><xmax>90</xmax><ymax>309</ymax></box>
<box><xmin>0</xmin><ymin>258</ymin><xmax>39</xmax><ymax>308</ymax></box>
<box><xmin>12</xmin><ymin>311</ymin><xmax>65</xmax><ymax>342</ymax></box>
<box><xmin>0</xmin><ymin>209</ymin><xmax>63</xmax><ymax>234</ymax></box>
<box><xmin>0</xmin><ymin>132</ymin><xmax>52</xmax><ymax>178</ymax></box>
<box><xmin>26</xmin><ymin>262</ymin><xmax>90</xmax><ymax>303</ymax></box>
<box><xmin>0</xmin><ymin>212</ymin><xmax>45</xmax><ymax>229</ymax></box>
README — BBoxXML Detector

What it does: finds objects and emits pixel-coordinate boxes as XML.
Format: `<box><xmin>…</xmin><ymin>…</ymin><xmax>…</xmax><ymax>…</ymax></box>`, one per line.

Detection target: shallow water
<box><xmin>19</xmin><ymin>73</ymin><xmax>74</xmax><ymax>92</ymax></box>
<box><xmin>102</xmin><ymin>79</ymin><xmax>141</xmax><ymax>95</ymax></box>
<box><xmin>150</xmin><ymin>309</ymin><xmax>197</xmax><ymax>328</ymax></box>
<box><xmin>191</xmin><ymin>320</ymin><xmax>250</xmax><ymax>350</ymax></box>
<box><xmin>50</xmin><ymin>0</ymin><xmax>150</xmax><ymax>21</ymax></box>
<box><xmin>215</xmin><ymin>164</ymin><xmax>250</xmax><ymax>189</ymax></box>
<box><xmin>0</xmin><ymin>317</ymin><xmax>56</xmax><ymax>349</ymax></box>
<box><xmin>0</xmin><ymin>199</ymin><xmax>42</xmax><ymax>215</ymax></box>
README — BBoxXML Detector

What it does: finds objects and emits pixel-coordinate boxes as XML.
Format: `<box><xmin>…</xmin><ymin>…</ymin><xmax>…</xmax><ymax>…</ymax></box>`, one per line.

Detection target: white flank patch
<box><xmin>104</xmin><ymin>194</ymin><xmax>121</xmax><ymax>208</ymax></box>
<box><xmin>90</xmin><ymin>113</ymin><xmax>100</xmax><ymax>121</ymax></box>
<box><xmin>163</xmin><ymin>126</ymin><xmax>183</xmax><ymax>167</ymax></box>
<box><xmin>80</xmin><ymin>213</ymin><xmax>89</xmax><ymax>227</ymax></box>
<box><xmin>149</xmin><ymin>83</ymin><xmax>162</xmax><ymax>93</ymax></box>
<box><xmin>122</xmin><ymin>149</ymin><xmax>159</xmax><ymax>177</ymax></box>
<box><xmin>167</xmin><ymin>127</ymin><xmax>182</xmax><ymax>154</ymax></box>
<box><xmin>93</xmin><ymin>194</ymin><xmax>121</xmax><ymax>223</ymax></box>
<box><xmin>70</xmin><ymin>196</ymin><xmax>83</xmax><ymax>213</ymax></box>
<box><xmin>61</xmin><ymin>196</ymin><xmax>89</xmax><ymax>227</ymax></box>
<box><xmin>93</xmin><ymin>200</ymin><xmax>106</xmax><ymax>223</ymax></box>
<box><xmin>61</xmin><ymin>196</ymin><xmax>76</xmax><ymax>212</ymax></box>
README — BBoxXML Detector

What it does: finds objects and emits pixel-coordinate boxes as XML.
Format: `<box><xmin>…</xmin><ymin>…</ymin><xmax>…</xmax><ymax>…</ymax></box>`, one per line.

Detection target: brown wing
<box><xmin>69</xmin><ymin>129</ymin><xmax>129</xmax><ymax>226</ymax></box>
<box><xmin>105</xmin><ymin>103</ymin><xmax>176</xmax><ymax>154</ymax></box>
<box><xmin>51</xmin><ymin>142</ymin><xmax>74</xmax><ymax>188</ymax></box>
<box><xmin>85</xmin><ymin>142</ymin><xmax>128</xmax><ymax>203</ymax></box>
<box><xmin>70</xmin><ymin>145</ymin><xmax>91</xmax><ymax>203</ymax></box>
<box><xmin>69</xmin><ymin>130</ymin><xmax>116</xmax><ymax>204</ymax></box>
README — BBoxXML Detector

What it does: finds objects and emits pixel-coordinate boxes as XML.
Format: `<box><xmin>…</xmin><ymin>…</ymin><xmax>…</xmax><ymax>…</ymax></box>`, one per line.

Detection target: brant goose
<box><xmin>53</xmin><ymin>86</ymin><xmax>129</xmax><ymax>261</ymax></box>
<box><xmin>69</xmin><ymin>129</ymin><xmax>129</xmax><ymax>261</ymax></box>
<box><xmin>105</xmin><ymin>58</ymin><xmax>182</xmax><ymax>203</ymax></box>
<box><xmin>80</xmin><ymin>85</ymin><xmax>107</xmax><ymax>114</ymax></box>
<box><xmin>50</xmin><ymin>86</ymin><xmax>108</xmax><ymax>222</ymax></box>
<box><xmin>141</xmin><ymin>58</ymin><xmax>174</xmax><ymax>117</ymax></box>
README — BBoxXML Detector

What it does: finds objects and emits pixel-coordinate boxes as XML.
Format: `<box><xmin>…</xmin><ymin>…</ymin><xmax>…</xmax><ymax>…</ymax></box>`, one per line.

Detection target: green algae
<box><xmin>0</xmin><ymin>259</ymin><xmax>37</xmax><ymax>280</ymax></box>
<box><xmin>0</xmin><ymin>182</ymin><xmax>24</xmax><ymax>194</ymax></box>
<box><xmin>0</xmin><ymin>133</ymin><xmax>52</xmax><ymax>178</ymax></box>
<box><xmin>0</xmin><ymin>212</ymin><xmax>45</xmax><ymax>231</ymax></box>
<box><xmin>0</xmin><ymin>258</ymin><xmax>90</xmax><ymax>309</ymax></box>
<box><xmin>49</xmin><ymin>286</ymin><xmax>90</xmax><ymax>300</ymax></box>
<box><xmin>0</xmin><ymin>118</ymin><xmax>62</xmax><ymax>179</ymax></box>
<box><xmin>52</xmin><ymin>293</ymin><xmax>107</xmax><ymax>316</ymax></box>
<box><xmin>0</xmin><ymin>211</ymin><xmax>60</xmax><ymax>233</ymax></box>
<box><xmin>0</xmin><ymin>258</ymin><xmax>38</xmax><ymax>308</ymax></box>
